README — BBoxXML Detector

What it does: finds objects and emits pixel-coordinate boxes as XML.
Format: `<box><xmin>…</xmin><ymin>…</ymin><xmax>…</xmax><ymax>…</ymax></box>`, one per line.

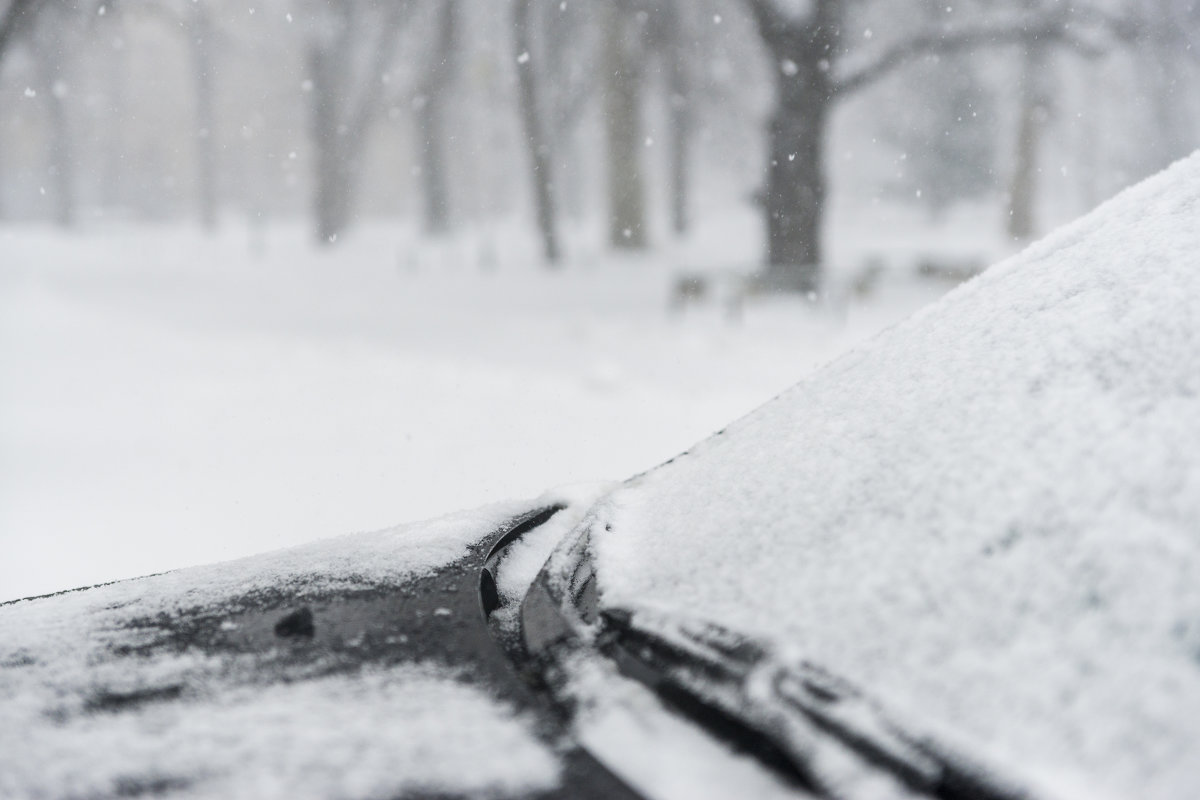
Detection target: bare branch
<box><xmin>833</xmin><ymin>10</ymin><xmax>1111</xmax><ymax>97</ymax></box>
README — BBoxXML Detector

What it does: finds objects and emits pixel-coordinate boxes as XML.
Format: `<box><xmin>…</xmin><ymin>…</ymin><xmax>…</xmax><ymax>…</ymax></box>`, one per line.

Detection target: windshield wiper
<box><xmin>517</xmin><ymin>519</ymin><xmax>1055</xmax><ymax>800</ymax></box>
<box><xmin>597</xmin><ymin>605</ymin><xmax>1048</xmax><ymax>800</ymax></box>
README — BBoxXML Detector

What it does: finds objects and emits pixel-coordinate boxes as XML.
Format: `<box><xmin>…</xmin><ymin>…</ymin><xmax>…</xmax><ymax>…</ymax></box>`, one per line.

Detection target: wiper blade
<box><xmin>599</xmin><ymin>606</ymin><xmax>1049</xmax><ymax>800</ymax></box>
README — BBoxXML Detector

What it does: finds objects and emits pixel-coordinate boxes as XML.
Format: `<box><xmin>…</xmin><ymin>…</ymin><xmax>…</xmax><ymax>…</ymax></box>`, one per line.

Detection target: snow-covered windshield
<box><xmin>591</xmin><ymin>153</ymin><xmax>1200</xmax><ymax>800</ymax></box>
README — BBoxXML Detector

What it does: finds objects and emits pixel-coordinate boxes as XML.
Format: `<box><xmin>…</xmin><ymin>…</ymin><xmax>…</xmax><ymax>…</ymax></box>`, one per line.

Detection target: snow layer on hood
<box><xmin>5</xmin><ymin>499</ymin><xmax>528</xmax><ymax>613</ymax></box>
<box><xmin>0</xmin><ymin>664</ymin><xmax>559</xmax><ymax>800</ymax></box>
<box><xmin>592</xmin><ymin>152</ymin><xmax>1200</xmax><ymax>799</ymax></box>
<box><xmin>0</xmin><ymin>501</ymin><xmax>560</xmax><ymax>799</ymax></box>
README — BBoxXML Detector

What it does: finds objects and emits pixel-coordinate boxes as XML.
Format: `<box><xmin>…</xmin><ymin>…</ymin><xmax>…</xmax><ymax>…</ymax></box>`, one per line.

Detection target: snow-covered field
<box><xmin>0</xmin><ymin>207</ymin><xmax>988</xmax><ymax>603</ymax></box>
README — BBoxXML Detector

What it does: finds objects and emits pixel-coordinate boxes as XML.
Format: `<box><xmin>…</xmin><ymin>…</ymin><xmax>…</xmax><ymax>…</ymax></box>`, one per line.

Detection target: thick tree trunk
<box><xmin>603</xmin><ymin>3</ymin><xmax>647</xmax><ymax>250</ymax></box>
<box><xmin>745</xmin><ymin>1</ymin><xmax>839</xmax><ymax>294</ymax></box>
<box><xmin>416</xmin><ymin>0</ymin><xmax>457</xmax><ymax>236</ymax></box>
<box><xmin>190</xmin><ymin>4</ymin><xmax>217</xmax><ymax>232</ymax></box>
<box><xmin>763</xmin><ymin>60</ymin><xmax>830</xmax><ymax>293</ymax></box>
<box><xmin>513</xmin><ymin>0</ymin><xmax>560</xmax><ymax>265</ymax></box>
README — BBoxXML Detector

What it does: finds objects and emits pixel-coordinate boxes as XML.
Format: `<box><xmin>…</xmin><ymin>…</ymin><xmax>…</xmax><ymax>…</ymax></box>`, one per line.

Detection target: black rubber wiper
<box><xmin>597</xmin><ymin>606</ymin><xmax>1047</xmax><ymax>800</ymax></box>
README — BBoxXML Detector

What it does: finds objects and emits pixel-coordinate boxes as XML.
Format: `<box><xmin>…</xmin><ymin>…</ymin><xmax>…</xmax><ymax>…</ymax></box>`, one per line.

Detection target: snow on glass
<box><xmin>593</xmin><ymin>153</ymin><xmax>1200</xmax><ymax>800</ymax></box>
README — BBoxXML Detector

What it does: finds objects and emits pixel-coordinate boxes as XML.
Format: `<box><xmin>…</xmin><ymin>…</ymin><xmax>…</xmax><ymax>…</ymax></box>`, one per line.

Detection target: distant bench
<box><xmin>670</xmin><ymin>255</ymin><xmax>986</xmax><ymax>320</ymax></box>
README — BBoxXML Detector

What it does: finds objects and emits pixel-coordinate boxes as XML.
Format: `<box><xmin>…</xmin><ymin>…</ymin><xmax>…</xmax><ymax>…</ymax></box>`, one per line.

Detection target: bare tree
<box><xmin>30</xmin><ymin>2</ymin><xmax>79</xmax><ymax>227</ymax></box>
<box><xmin>541</xmin><ymin>0</ymin><xmax>597</xmax><ymax>221</ymax></box>
<box><xmin>1130</xmin><ymin>0</ymin><xmax>1200</xmax><ymax>173</ymax></box>
<box><xmin>603</xmin><ymin>1</ymin><xmax>650</xmax><ymax>250</ymax></box>
<box><xmin>513</xmin><ymin>0</ymin><xmax>560</xmax><ymax>264</ymax></box>
<box><xmin>415</xmin><ymin>0</ymin><xmax>458</xmax><ymax>236</ymax></box>
<box><xmin>0</xmin><ymin>0</ymin><xmax>84</xmax><ymax>226</ymax></box>
<box><xmin>307</xmin><ymin>0</ymin><xmax>407</xmax><ymax>244</ymax></box>
<box><xmin>630</xmin><ymin>0</ymin><xmax>697</xmax><ymax>238</ymax></box>
<box><xmin>1006</xmin><ymin>14</ymin><xmax>1050</xmax><ymax>241</ymax></box>
<box><xmin>188</xmin><ymin>0</ymin><xmax>218</xmax><ymax>231</ymax></box>
<box><xmin>82</xmin><ymin>0</ymin><xmax>224</xmax><ymax>230</ymax></box>
<box><xmin>514</xmin><ymin>0</ymin><xmax>672</xmax><ymax>255</ymax></box>
<box><xmin>661</xmin><ymin>0</ymin><xmax>694</xmax><ymax>236</ymax></box>
<box><xmin>742</xmin><ymin>0</ymin><xmax>1120</xmax><ymax>292</ymax></box>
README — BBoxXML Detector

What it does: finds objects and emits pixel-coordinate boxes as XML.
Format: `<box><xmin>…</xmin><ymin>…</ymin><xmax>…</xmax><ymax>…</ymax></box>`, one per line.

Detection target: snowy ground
<box><xmin>0</xmin><ymin>205</ymin><xmax>998</xmax><ymax>602</ymax></box>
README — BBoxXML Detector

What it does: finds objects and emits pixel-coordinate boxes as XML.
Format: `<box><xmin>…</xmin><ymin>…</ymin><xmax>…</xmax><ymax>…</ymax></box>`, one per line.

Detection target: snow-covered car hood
<box><xmin>0</xmin><ymin>500</ymin><xmax>585</xmax><ymax>800</ymax></box>
<box><xmin>587</xmin><ymin>151</ymin><xmax>1200</xmax><ymax>798</ymax></box>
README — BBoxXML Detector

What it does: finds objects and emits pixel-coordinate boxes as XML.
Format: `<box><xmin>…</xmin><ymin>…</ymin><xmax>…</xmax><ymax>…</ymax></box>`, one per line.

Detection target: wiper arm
<box><xmin>599</xmin><ymin>606</ymin><xmax>1049</xmax><ymax>800</ymax></box>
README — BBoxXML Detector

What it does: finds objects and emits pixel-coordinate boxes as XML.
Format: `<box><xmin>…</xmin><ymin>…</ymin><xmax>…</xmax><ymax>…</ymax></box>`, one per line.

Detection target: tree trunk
<box><xmin>35</xmin><ymin>37</ymin><xmax>74</xmax><ymax>228</ymax></box>
<box><xmin>739</xmin><ymin>0</ymin><xmax>1099</xmax><ymax>286</ymax></box>
<box><xmin>763</xmin><ymin>58</ymin><xmax>830</xmax><ymax>293</ymax></box>
<box><xmin>47</xmin><ymin>88</ymin><xmax>74</xmax><ymax>227</ymax></box>
<box><xmin>745</xmin><ymin>1</ymin><xmax>839</xmax><ymax>294</ymax></box>
<box><xmin>664</xmin><ymin>0</ymin><xmax>692</xmax><ymax>236</ymax></box>
<box><xmin>0</xmin><ymin>117</ymin><xmax>6</xmax><ymax>219</ymax></box>
<box><xmin>307</xmin><ymin>2</ymin><xmax>405</xmax><ymax>246</ymax></box>
<box><xmin>603</xmin><ymin>3</ymin><xmax>647</xmax><ymax>250</ymax></box>
<box><xmin>513</xmin><ymin>0</ymin><xmax>560</xmax><ymax>265</ymax></box>
<box><xmin>1137</xmin><ymin>18</ymin><xmax>1193</xmax><ymax>175</ymax></box>
<box><xmin>1006</xmin><ymin>38</ymin><xmax>1048</xmax><ymax>242</ymax></box>
<box><xmin>543</xmin><ymin>1</ymin><xmax>591</xmax><ymax>223</ymax></box>
<box><xmin>415</xmin><ymin>102</ymin><xmax>449</xmax><ymax>234</ymax></box>
<box><xmin>101</xmin><ymin>13</ymin><xmax>127</xmax><ymax>213</ymax></box>
<box><xmin>0</xmin><ymin>0</ymin><xmax>39</xmax><ymax>66</ymax></box>
<box><xmin>190</xmin><ymin>3</ymin><xmax>217</xmax><ymax>232</ymax></box>
<box><xmin>416</xmin><ymin>0</ymin><xmax>457</xmax><ymax>236</ymax></box>
<box><xmin>309</xmin><ymin>43</ymin><xmax>351</xmax><ymax>244</ymax></box>
<box><xmin>667</xmin><ymin>92</ymin><xmax>690</xmax><ymax>238</ymax></box>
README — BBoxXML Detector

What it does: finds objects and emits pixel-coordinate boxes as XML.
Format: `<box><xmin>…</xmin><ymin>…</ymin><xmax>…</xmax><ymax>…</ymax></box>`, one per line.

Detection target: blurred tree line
<box><xmin>1</xmin><ymin>0</ymin><xmax>1197</xmax><ymax>291</ymax></box>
